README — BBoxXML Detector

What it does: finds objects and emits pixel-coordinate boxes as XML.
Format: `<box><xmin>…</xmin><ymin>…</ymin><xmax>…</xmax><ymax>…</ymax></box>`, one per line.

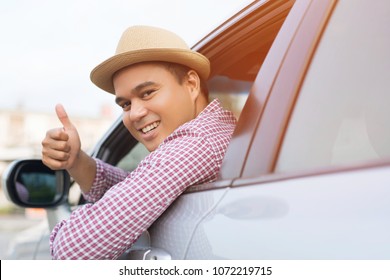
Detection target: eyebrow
<box><xmin>115</xmin><ymin>81</ymin><xmax>157</xmax><ymax>105</ymax></box>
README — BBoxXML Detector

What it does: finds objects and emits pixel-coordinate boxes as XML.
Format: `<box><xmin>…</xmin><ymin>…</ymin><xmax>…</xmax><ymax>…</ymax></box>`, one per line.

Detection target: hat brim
<box><xmin>90</xmin><ymin>48</ymin><xmax>210</xmax><ymax>94</ymax></box>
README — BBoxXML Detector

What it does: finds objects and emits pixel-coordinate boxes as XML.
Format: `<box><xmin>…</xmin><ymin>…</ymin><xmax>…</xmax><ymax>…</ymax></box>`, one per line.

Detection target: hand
<box><xmin>42</xmin><ymin>104</ymin><xmax>81</xmax><ymax>170</ymax></box>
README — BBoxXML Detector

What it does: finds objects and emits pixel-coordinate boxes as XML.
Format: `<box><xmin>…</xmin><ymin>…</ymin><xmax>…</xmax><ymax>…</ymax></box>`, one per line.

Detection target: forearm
<box><xmin>67</xmin><ymin>150</ymin><xmax>96</xmax><ymax>194</ymax></box>
<box><xmin>82</xmin><ymin>158</ymin><xmax>130</xmax><ymax>202</ymax></box>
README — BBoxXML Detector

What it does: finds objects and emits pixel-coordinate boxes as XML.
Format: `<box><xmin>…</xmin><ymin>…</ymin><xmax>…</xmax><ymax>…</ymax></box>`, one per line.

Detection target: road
<box><xmin>0</xmin><ymin>231</ymin><xmax>14</xmax><ymax>259</ymax></box>
<box><xmin>0</xmin><ymin>214</ymin><xmax>44</xmax><ymax>259</ymax></box>
<box><xmin>0</xmin><ymin>220</ymin><xmax>15</xmax><ymax>259</ymax></box>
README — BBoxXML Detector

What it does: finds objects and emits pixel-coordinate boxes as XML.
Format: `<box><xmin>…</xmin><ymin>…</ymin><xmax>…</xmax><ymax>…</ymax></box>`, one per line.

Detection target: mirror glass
<box><xmin>14</xmin><ymin>162</ymin><xmax>65</xmax><ymax>205</ymax></box>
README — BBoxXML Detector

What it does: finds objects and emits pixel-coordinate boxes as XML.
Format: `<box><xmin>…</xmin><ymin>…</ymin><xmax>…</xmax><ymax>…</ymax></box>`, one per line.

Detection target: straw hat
<box><xmin>90</xmin><ymin>25</ymin><xmax>211</xmax><ymax>94</ymax></box>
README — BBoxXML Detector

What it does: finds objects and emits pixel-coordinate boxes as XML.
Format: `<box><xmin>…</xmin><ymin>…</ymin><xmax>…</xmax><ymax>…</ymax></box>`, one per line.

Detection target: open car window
<box><xmin>67</xmin><ymin>0</ymin><xmax>292</xmax><ymax>206</ymax></box>
<box><xmin>116</xmin><ymin>142</ymin><xmax>150</xmax><ymax>172</ymax></box>
<box><xmin>90</xmin><ymin>0</ymin><xmax>293</xmax><ymax>185</ymax></box>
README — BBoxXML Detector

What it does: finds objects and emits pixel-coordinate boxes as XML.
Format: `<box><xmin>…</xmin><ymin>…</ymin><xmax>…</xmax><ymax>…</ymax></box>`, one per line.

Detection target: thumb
<box><xmin>55</xmin><ymin>104</ymin><xmax>73</xmax><ymax>130</ymax></box>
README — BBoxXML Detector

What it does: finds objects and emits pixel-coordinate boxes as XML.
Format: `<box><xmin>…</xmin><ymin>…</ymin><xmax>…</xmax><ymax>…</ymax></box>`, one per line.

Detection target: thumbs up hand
<box><xmin>42</xmin><ymin>104</ymin><xmax>81</xmax><ymax>170</ymax></box>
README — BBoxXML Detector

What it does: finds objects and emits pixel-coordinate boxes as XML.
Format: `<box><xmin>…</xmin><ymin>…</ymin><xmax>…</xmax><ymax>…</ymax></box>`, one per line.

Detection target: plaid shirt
<box><xmin>49</xmin><ymin>99</ymin><xmax>236</xmax><ymax>259</ymax></box>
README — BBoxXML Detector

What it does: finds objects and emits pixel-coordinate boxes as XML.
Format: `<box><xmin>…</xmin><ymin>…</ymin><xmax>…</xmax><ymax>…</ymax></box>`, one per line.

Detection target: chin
<box><xmin>144</xmin><ymin>143</ymin><xmax>157</xmax><ymax>152</ymax></box>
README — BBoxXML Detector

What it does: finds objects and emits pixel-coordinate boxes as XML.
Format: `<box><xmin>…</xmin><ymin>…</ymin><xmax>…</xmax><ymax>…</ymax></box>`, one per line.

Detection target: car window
<box><xmin>275</xmin><ymin>0</ymin><xmax>390</xmax><ymax>173</ymax></box>
<box><xmin>117</xmin><ymin>142</ymin><xmax>150</xmax><ymax>171</ymax></box>
<box><xmin>208</xmin><ymin>76</ymin><xmax>250</xmax><ymax>119</ymax></box>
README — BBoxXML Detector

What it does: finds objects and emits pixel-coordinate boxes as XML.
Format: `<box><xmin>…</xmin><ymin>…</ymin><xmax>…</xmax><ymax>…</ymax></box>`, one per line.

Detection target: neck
<box><xmin>195</xmin><ymin>95</ymin><xmax>209</xmax><ymax>116</ymax></box>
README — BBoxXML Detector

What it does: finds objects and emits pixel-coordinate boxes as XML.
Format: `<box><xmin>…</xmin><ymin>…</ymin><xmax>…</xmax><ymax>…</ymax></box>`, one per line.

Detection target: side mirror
<box><xmin>2</xmin><ymin>159</ymin><xmax>70</xmax><ymax>208</ymax></box>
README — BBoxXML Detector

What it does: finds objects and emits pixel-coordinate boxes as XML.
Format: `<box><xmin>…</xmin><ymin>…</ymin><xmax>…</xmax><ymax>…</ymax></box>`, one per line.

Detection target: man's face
<box><xmin>113</xmin><ymin>62</ymin><xmax>197</xmax><ymax>152</ymax></box>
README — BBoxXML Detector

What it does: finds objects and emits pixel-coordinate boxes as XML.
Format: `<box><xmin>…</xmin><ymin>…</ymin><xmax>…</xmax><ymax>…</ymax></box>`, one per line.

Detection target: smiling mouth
<box><xmin>140</xmin><ymin>121</ymin><xmax>160</xmax><ymax>134</ymax></box>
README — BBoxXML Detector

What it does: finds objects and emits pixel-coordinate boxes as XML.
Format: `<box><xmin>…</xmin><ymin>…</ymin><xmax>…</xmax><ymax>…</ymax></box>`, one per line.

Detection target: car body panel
<box><xmin>149</xmin><ymin>188</ymin><xmax>228</xmax><ymax>259</ymax></box>
<box><xmin>184</xmin><ymin>165</ymin><xmax>390</xmax><ymax>259</ymax></box>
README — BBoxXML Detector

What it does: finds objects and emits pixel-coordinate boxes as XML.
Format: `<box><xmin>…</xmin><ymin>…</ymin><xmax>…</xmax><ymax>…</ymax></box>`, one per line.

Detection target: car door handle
<box><xmin>143</xmin><ymin>247</ymin><xmax>172</xmax><ymax>260</ymax></box>
<box><xmin>118</xmin><ymin>231</ymin><xmax>171</xmax><ymax>260</ymax></box>
<box><xmin>124</xmin><ymin>247</ymin><xmax>171</xmax><ymax>260</ymax></box>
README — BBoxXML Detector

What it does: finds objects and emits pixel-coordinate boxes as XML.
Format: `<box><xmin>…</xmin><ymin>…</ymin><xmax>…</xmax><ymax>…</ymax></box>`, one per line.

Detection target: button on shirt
<box><xmin>50</xmin><ymin>99</ymin><xmax>237</xmax><ymax>259</ymax></box>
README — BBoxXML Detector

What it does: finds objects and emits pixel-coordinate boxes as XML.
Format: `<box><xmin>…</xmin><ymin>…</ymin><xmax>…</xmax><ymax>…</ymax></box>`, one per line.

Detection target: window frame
<box><xmin>197</xmin><ymin>0</ymin><xmax>295</xmax><ymax>182</ymax></box>
<box><xmin>274</xmin><ymin>0</ymin><xmax>390</xmax><ymax>173</ymax></box>
<box><xmin>239</xmin><ymin>0</ymin><xmax>337</xmax><ymax>178</ymax></box>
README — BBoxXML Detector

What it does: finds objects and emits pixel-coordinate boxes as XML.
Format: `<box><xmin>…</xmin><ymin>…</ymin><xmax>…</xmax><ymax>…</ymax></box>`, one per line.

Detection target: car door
<box><xmin>150</xmin><ymin>0</ymin><xmax>390</xmax><ymax>259</ymax></box>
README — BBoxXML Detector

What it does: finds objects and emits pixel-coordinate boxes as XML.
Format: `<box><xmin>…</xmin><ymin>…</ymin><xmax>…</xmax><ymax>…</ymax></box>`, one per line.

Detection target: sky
<box><xmin>0</xmin><ymin>0</ymin><xmax>254</xmax><ymax>118</ymax></box>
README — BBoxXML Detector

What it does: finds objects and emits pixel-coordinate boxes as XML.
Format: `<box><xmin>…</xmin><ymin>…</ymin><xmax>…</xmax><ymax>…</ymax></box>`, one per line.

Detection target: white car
<box><xmin>3</xmin><ymin>0</ymin><xmax>390</xmax><ymax>259</ymax></box>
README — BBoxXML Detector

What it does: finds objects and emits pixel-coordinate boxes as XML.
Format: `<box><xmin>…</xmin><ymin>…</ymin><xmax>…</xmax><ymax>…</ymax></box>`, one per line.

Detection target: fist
<box><xmin>41</xmin><ymin>104</ymin><xmax>81</xmax><ymax>170</ymax></box>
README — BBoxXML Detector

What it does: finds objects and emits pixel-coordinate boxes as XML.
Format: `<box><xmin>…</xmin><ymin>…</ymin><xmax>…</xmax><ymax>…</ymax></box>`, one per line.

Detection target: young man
<box><xmin>42</xmin><ymin>26</ymin><xmax>236</xmax><ymax>259</ymax></box>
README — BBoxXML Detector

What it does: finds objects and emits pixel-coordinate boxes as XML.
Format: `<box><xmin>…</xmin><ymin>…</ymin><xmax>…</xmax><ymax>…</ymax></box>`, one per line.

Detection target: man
<box><xmin>42</xmin><ymin>26</ymin><xmax>236</xmax><ymax>259</ymax></box>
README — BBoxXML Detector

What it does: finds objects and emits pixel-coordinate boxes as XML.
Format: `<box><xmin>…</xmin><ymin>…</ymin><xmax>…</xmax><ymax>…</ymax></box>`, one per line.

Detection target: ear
<box><xmin>185</xmin><ymin>70</ymin><xmax>201</xmax><ymax>102</ymax></box>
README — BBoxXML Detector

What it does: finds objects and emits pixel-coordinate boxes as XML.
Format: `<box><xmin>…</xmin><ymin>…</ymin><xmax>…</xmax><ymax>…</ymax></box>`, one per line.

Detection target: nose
<box><xmin>127</xmin><ymin>99</ymin><xmax>147</xmax><ymax>122</ymax></box>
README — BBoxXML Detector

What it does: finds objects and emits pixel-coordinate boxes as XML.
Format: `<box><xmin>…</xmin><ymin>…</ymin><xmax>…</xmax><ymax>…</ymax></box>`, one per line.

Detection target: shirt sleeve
<box><xmin>82</xmin><ymin>158</ymin><xmax>130</xmax><ymax>202</ymax></box>
<box><xmin>49</xmin><ymin>136</ymin><xmax>218</xmax><ymax>259</ymax></box>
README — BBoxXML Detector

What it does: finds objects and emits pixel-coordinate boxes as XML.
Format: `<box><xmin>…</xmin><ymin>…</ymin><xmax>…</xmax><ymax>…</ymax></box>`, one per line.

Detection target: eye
<box><xmin>142</xmin><ymin>89</ymin><xmax>155</xmax><ymax>98</ymax></box>
<box><xmin>120</xmin><ymin>101</ymin><xmax>131</xmax><ymax>112</ymax></box>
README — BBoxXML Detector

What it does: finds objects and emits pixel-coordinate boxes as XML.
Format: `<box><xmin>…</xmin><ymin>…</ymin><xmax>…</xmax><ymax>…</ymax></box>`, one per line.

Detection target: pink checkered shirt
<box><xmin>50</xmin><ymin>99</ymin><xmax>236</xmax><ymax>259</ymax></box>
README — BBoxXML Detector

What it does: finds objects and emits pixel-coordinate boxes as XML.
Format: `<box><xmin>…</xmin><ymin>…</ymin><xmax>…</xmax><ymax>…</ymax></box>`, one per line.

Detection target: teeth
<box><xmin>141</xmin><ymin>121</ymin><xmax>160</xmax><ymax>134</ymax></box>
